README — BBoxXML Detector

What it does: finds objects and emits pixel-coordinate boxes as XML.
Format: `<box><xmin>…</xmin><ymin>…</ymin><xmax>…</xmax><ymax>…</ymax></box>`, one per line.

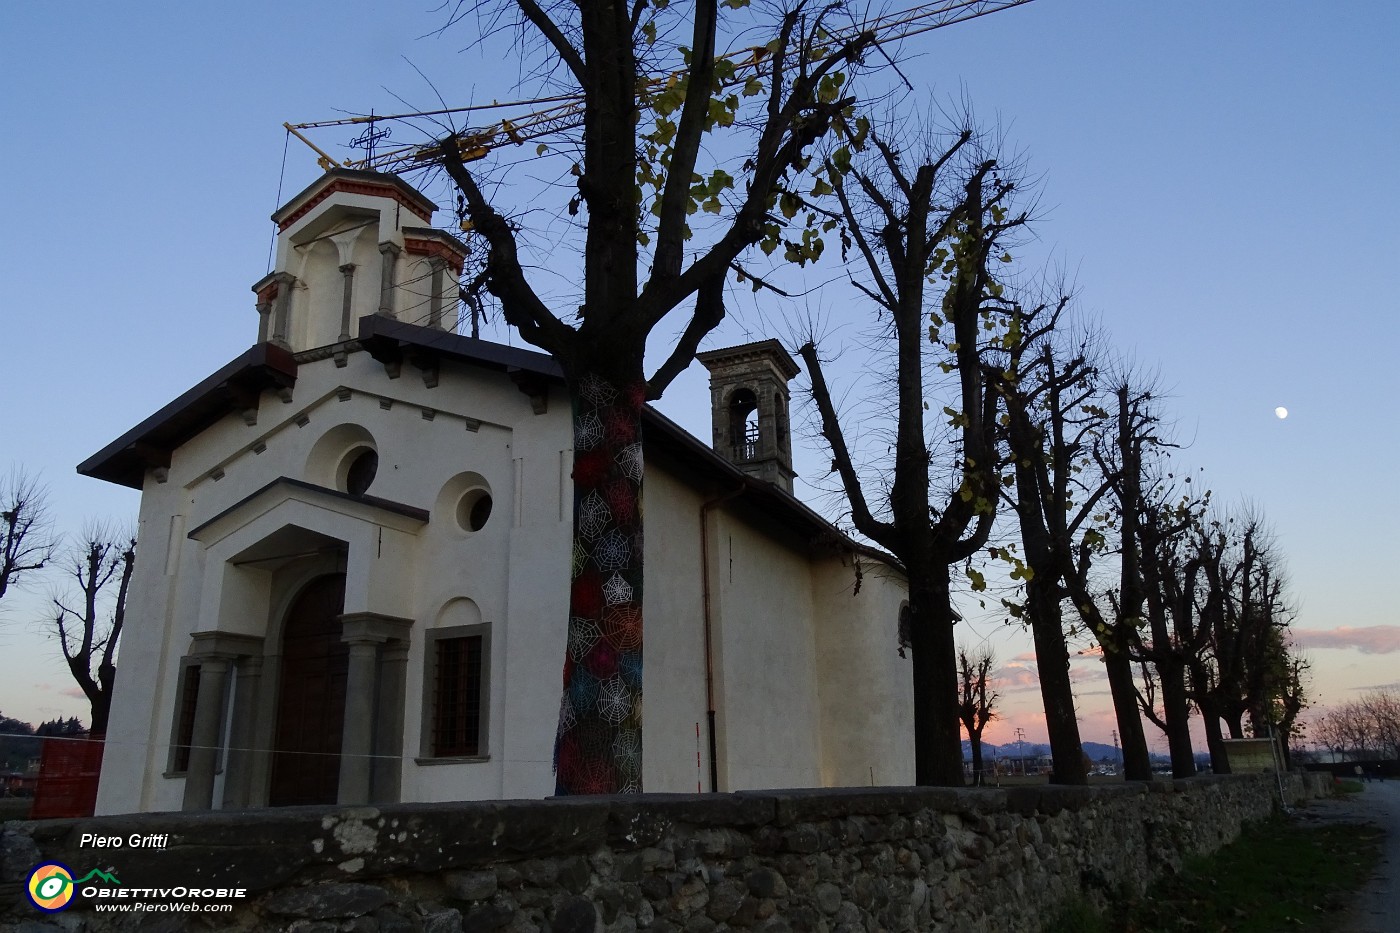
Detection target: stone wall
<box><xmin>2</xmin><ymin>773</ymin><xmax>1329</xmax><ymax>932</ymax></box>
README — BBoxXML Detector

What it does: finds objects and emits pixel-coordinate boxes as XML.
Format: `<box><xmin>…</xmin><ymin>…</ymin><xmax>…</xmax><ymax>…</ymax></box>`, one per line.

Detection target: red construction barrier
<box><xmin>29</xmin><ymin>735</ymin><xmax>104</xmax><ymax>819</ymax></box>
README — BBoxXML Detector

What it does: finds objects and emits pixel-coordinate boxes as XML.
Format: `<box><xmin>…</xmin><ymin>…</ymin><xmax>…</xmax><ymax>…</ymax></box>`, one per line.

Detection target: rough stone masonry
<box><xmin>1</xmin><ymin>772</ymin><xmax>1329</xmax><ymax>932</ymax></box>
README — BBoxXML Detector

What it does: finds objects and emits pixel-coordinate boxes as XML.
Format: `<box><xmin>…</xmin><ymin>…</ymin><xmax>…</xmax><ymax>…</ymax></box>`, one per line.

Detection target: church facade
<box><xmin>82</xmin><ymin>170</ymin><xmax>913</xmax><ymax>815</ymax></box>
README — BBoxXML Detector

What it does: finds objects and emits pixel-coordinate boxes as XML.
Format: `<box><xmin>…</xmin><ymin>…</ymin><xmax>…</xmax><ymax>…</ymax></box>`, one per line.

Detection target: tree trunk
<box><xmin>1104</xmin><ymin>646</ymin><xmax>1152</xmax><ymax>781</ymax></box>
<box><xmin>909</xmin><ymin>569</ymin><xmax>965</xmax><ymax>787</ymax></box>
<box><xmin>89</xmin><ymin>693</ymin><xmax>111</xmax><ymax>736</ymax></box>
<box><xmin>969</xmin><ymin>731</ymin><xmax>985</xmax><ymax>786</ymax></box>
<box><xmin>1226</xmin><ymin>714</ymin><xmax>1245</xmax><ymax>739</ymax></box>
<box><xmin>1158</xmin><ymin>656</ymin><xmax>1196</xmax><ymax>778</ymax></box>
<box><xmin>1200</xmin><ymin>703</ymin><xmax>1230</xmax><ymax>774</ymax></box>
<box><xmin>554</xmin><ymin>371</ymin><xmax>647</xmax><ymax>795</ymax></box>
<box><xmin>1027</xmin><ymin>578</ymin><xmax>1086</xmax><ymax>784</ymax></box>
<box><xmin>1109</xmin><ymin>395</ymin><xmax>1155</xmax><ymax>782</ymax></box>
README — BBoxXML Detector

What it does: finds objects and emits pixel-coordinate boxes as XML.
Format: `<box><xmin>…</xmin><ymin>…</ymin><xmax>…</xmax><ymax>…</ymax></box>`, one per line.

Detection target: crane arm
<box><xmin>287</xmin><ymin>0</ymin><xmax>1037</xmax><ymax>172</ymax></box>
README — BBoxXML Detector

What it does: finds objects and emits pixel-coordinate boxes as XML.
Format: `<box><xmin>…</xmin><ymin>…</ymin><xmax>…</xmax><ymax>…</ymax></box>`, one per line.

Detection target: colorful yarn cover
<box><xmin>554</xmin><ymin>374</ymin><xmax>645</xmax><ymax>794</ymax></box>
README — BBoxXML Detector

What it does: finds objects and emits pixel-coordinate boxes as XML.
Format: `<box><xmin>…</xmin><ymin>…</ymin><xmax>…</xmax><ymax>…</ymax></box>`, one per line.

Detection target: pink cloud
<box><xmin>1292</xmin><ymin>626</ymin><xmax>1400</xmax><ymax>655</ymax></box>
<box><xmin>995</xmin><ymin>663</ymin><xmax>1040</xmax><ymax>690</ymax></box>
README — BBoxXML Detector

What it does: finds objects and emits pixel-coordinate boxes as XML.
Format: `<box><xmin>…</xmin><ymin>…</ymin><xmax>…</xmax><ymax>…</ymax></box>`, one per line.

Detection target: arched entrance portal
<box><xmin>269</xmin><ymin>573</ymin><xmax>348</xmax><ymax>806</ymax></box>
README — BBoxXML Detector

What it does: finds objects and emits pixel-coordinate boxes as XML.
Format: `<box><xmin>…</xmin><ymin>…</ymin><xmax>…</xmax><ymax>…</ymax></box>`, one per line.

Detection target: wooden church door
<box><xmin>269</xmin><ymin>573</ymin><xmax>349</xmax><ymax>806</ymax></box>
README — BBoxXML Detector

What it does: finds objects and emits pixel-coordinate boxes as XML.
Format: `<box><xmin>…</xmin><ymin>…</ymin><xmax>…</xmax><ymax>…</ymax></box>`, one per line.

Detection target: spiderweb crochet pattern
<box><xmin>555</xmin><ymin>376</ymin><xmax>646</xmax><ymax>795</ymax></box>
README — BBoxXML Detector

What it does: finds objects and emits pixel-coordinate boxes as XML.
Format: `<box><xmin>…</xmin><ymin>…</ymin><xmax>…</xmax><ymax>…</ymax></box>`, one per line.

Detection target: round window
<box><xmin>456</xmin><ymin>488</ymin><xmax>493</xmax><ymax>532</ymax></box>
<box><xmin>344</xmin><ymin>448</ymin><xmax>378</xmax><ymax>497</ymax></box>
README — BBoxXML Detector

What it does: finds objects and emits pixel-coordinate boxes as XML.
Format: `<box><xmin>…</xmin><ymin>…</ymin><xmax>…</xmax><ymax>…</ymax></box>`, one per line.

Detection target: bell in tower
<box><xmin>696</xmin><ymin>340</ymin><xmax>800</xmax><ymax>493</ymax></box>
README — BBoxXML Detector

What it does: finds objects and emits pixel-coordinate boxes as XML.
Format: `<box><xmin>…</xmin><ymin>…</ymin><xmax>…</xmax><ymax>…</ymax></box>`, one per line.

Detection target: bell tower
<box><xmin>251</xmin><ymin>169</ymin><xmax>466</xmax><ymax>361</ymax></box>
<box><xmin>696</xmin><ymin>340</ymin><xmax>800</xmax><ymax>493</ymax></box>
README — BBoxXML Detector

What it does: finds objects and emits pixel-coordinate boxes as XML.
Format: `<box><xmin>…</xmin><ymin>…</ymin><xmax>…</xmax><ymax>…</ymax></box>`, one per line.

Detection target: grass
<box><xmin>1043</xmin><ymin>814</ymin><xmax>1383</xmax><ymax>933</ymax></box>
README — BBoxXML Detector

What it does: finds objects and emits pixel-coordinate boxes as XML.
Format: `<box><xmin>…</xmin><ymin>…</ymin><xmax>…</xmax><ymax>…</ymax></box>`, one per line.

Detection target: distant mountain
<box><xmin>961</xmin><ymin>740</ymin><xmax>1124</xmax><ymax>763</ymax></box>
<box><xmin>1082</xmin><ymin>742</ymin><xmax>1124</xmax><ymax>763</ymax></box>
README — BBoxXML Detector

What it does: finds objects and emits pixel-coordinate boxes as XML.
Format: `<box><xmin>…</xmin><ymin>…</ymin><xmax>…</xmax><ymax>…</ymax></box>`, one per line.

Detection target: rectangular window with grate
<box><xmin>432</xmin><ymin>634</ymin><xmax>484</xmax><ymax>757</ymax></box>
<box><xmin>169</xmin><ymin>662</ymin><xmax>202</xmax><ymax>774</ymax></box>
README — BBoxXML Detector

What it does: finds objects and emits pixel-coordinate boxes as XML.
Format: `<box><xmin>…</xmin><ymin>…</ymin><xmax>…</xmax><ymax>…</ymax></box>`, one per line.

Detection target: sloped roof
<box><xmin>79</xmin><ymin>317</ymin><xmax>901</xmax><ymax>572</ymax></box>
<box><xmin>76</xmin><ymin>343</ymin><xmax>297</xmax><ymax>489</ymax></box>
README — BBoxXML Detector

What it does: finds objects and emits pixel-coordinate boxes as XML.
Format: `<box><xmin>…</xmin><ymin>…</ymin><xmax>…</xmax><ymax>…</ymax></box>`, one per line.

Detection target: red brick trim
<box><xmin>404</xmin><ymin>237</ymin><xmax>466</xmax><ymax>275</ymax></box>
<box><xmin>278</xmin><ymin>179</ymin><xmax>434</xmax><ymax>230</ymax></box>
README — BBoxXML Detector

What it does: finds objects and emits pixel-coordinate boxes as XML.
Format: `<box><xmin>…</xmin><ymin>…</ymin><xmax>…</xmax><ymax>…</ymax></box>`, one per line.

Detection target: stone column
<box><xmin>256</xmin><ymin>300</ymin><xmax>272</xmax><ymax>343</ymax></box>
<box><xmin>338</xmin><ymin>263</ymin><xmax>357</xmax><ymax>343</ymax></box>
<box><xmin>271</xmin><ymin>272</ymin><xmax>296</xmax><ymax>349</ymax></box>
<box><xmin>428</xmin><ymin>257</ymin><xmax>447</xmax><ymax>330</ymax></box>
<box><xmin>221</xmin><ymin>656</ymin><xmax>263</xmax><ymax>809</ymax></box>
<box><xmin>338</xmin><ymin>638</ymin><xmax>380</xmax><ymax>805</ymax></box>
<box><xmin>378</xmin><ymin>242</ymin><xmax>400</xmax><ymax>318</ymax></box>
<box><xmin>182</xmin><ymin>656</ymin><xmax>231</xmax><ymax>811</ymax></box>
<box><xmin>372</xmin><ymin>643</ymin><xmax>409</xmax><ymax>804</ymax></box>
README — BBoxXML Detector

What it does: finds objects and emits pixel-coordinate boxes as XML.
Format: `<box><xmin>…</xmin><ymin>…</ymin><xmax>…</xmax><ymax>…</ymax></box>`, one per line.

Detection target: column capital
<box><xmin>378</xmin><ymin>241</ymin><xmax>401</xmax><ymax>319</ymax></box>
<box><xmin>339</xmin><ymin>612</ymin><xmax>414</xmax><ymax>645</ymax></box>
<box><xmin>188</xmin><ymin>631</ymin><xmax>265</xmax><ymax>660</ymax></box>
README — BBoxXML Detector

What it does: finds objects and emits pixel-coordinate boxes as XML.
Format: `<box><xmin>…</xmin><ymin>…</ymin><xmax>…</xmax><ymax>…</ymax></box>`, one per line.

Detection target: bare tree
<box><xmin>1311</xmin><ymin>691</ymin><xmax>1400</xmax><ymax>762</ymax></box>
<box><xmin>983</xmin><ymin>303</ymin><xmax>1101</xmax><ymax>784</ymax></box>
<box><xmin>1272</xmin><ymin>647</ymin><xmax>1310</xmax><ymax>767</ymax></box>
<box><xmin>49</xmin><ymin>528</ymin><xmax>135</xmax><ymax>735</ymax></box>
<box><xmin>800</xmin><ymin>119</ymin><xmax>1027</xmax><ymax>785</ymax></box>
<box><xmin>957</xmin><ymin>645</ymin><xmax>998</xmax><ymax>786</ymax></box>
<box><xmin>426</xmin><ymin>0</ymin><xmax>902</xmax><ymax>796</ymax></box>
<box><xmin>1135</xmin><ymin>479</ymin><xmax>1212</xmax><ymax>777</ymax></box>
<box><xmin>1210</xmin><ymin>518</ymin><xmax>1297</xmax><ymax>742</ymax></box>
<box><xmin>1309</xmin><ymin>706</ymin><xmax>1348</xmax><ymax>760</ymax></box>
<box><xmin>1080</xmin><ymin>380</ymin><xmax>1164</xmax><ymax>782</ymax></box>
<box><xmin>1</xmin><ymin>468</ymin><xmax>53</xmax><ymax>602</ymax></box>
<box><xmin>1361</xmin><ymin>690</ymin><xmax>1400</xmax><ymax>760</ymax></box>
<box><xmin>1166</xmin><ymin>510</ymin><xmax>1304</xmax><ymax>772</ymax></box>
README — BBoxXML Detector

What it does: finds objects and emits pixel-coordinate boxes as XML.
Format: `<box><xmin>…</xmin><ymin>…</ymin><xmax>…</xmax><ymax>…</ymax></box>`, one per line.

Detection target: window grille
<box><xmin>433</xmin><ymin>635</ymin><xmax>484</xmax><ymax>757</ymax></box>
<box><xmin>172</xmin><ymin>664</ymin><xmax>201</xmax><ymax>773</ymax></box>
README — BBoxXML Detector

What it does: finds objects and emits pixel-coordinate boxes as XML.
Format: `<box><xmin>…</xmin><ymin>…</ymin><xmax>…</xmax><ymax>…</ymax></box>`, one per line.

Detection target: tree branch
<box><xmin>516</xmin><ymin>0</ymin><xmax>586</xmax><ymax>87</ymax></box>
<box><xmin>440</xmin><ymin>133</ymin><xmax>572</xmax><ymax>356</ymax></box>
<box><xmin>652</xmin><ymin>0</ymin><xmax>719</xmax><ymax>280</ymax></box>
<box><xmin>798</xmin><ymin>340</ymin><xmax>897</xmax><ymax>551</ymax></box>
<box><xmin>646</xmin><ymin>276</ymin><xmax>725</xmax><ymax>400</ymax></box>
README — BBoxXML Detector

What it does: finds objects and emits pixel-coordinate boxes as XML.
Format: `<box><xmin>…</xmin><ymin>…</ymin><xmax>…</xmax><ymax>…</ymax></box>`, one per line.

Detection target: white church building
<box><xmin>81</xmin><ymin>169</ymin><xmax>914</xmax><ymax>814</ymax></box>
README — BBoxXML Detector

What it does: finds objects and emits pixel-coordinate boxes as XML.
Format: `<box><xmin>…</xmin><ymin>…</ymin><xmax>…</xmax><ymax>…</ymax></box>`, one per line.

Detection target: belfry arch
<box><xmin>698</xmin><ymin>340</ymin><xmax>800</xmax><ymax>493</ymax></box>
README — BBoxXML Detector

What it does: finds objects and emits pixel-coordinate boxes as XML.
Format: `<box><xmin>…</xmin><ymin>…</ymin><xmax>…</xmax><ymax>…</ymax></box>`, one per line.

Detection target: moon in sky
<box><xmin>1275</xmin><ymin>407</ymin><xmax>1289</xmax><ymax>419</ymax></box>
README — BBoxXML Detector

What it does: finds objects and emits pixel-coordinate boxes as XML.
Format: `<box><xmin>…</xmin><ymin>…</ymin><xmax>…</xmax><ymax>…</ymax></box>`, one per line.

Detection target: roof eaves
<box><xmin>77</xmin><ymin>344</ymin><xmax>297</xmax><ymax>490</ymax></box>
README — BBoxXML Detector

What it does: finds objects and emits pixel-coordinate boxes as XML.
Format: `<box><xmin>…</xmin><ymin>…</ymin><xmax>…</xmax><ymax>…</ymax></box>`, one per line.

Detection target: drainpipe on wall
<box><xmin>699</xmin><ymin>482</ymin><xmax>746</xmax><ymax>793</ymax></box>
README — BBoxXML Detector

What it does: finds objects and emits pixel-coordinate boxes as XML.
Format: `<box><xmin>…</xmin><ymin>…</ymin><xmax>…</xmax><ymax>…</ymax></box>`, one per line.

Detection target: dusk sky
<box><xmin>2</xmin><ymin>0</ymin><xmax>1397</xmax><ymax>757</ymax></box>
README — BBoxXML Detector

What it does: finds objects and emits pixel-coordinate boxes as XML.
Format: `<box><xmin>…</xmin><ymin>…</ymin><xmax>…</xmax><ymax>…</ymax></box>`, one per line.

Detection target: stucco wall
<box><xmin>96</xmin><ymin>345</ymin><xmax>913</xmax><ymax>816</ymax></box>
<box><xmin>3</xmin><ymin>774</ymin><xmax>1330</xmax><ymax>932</ymax></box>
<box><xmin>97</xmin><ymin>350</ymin><xmax>577</xmax><ymax>814</ymax></box>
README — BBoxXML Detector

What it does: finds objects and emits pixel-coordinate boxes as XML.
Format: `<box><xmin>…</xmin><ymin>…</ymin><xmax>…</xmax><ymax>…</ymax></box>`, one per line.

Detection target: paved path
<box><xmin>1312</xmin><ymin>780</ymin><xmax>1400</xmax><ymax>933</ymax></box>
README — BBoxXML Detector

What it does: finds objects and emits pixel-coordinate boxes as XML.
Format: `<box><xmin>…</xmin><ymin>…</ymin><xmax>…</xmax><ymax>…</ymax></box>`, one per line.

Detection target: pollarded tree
<box><xmin>48</xmin><ymin>528</ymin><xmax>134</xmax><ymax>735</ymax></box>
<box><xmin>1</xmin><ymin>467</ymin><xmax>53</xmax><ymax>603</ymax></box>
<box><xmin>1091</xmin><ymin>381</ymin><xmax>1164</xmax><ymax>782</ymax></box>
<box><xmin>957</xmin><ymin>645</ymin><xmax>998</xmax><ymax>786</ymax></box>
<box><xmin>1271</xmin><ymin>647</ymin><xmax>1310</xmax><ymax>767</ymax></box>
<box><xmin>1213</xmin><ymin>518</ymin><xmax>1296</xmax><ymax>741</ymax></box>
<box><xmin>982</xmin><ymin>302</ymin><xmax>1100</xmax><ymax>785</ymax></box>
<box><xmin>433</xmin><ymin>0</ymin><xmax>890</xmax><ymax>795</ymax></box>
<box><xmin>800</xmin><ymin>119</ymin><xmax>1028</xmax><ymax>785</ymax></box>
<box><xmin>1135</xmin><ymin>478</ymin><xmax>1213</xmax><ymax>777</ymax></box>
